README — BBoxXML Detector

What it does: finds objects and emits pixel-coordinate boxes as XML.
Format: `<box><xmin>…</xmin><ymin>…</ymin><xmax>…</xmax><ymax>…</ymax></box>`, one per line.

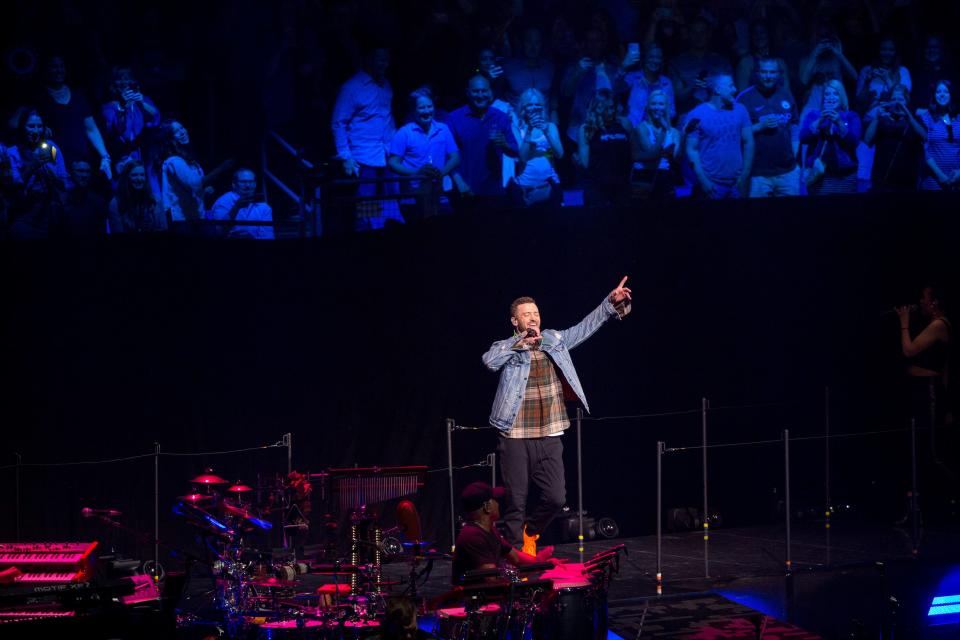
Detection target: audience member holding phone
<box><xmin>4</xmin><ymin>109</ymin><xmax>69</xmax><ymax>238</ymax></box>
<box><xmin>510</xmin><ymin>89</ymin><xmax>563</xmax><ymax>207</ymax></box>
<box><xmin>100</xmin><ymin>67</ymin><xmax>161</xmax><ymax>189</ymax></box>
<box><xmin>863</xmin><ymin>84</ymin><xmax>926</xmax><ymax>192</ymax></box>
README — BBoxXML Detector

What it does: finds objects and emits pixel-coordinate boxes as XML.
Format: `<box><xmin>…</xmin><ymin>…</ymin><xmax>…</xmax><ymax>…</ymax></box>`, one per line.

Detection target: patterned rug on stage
<box><xmin>609</xmin><ymin>593</ymin><xmax>822</xmax><ymax>639</ymax></box>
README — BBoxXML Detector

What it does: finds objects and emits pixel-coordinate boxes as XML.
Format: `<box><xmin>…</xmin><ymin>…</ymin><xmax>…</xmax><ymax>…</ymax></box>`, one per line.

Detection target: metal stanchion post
<box><xmin>784</xmin><ymin>429</ymin><xmax>794</xmax><ymax>618</ymax></box>
<box><xmin>285</xmin><ymin>432</ymin><xmax>293</xmax><ymax>475</ymax></box>
<box><xmin>577</xmin><ymin>407</ymin><xmax>585</xmax><ymax>563</ymax></box>
<box><xmin>447</xmin><ymin>419</ymin><xmax>456</xmax><ymax>553</ymax></box>
<box><xmin>154</xmin><ymin>443</ymin><xmax>160</xmax><ymax>579</ymax></box>
<box><xmin>824</xmin><ymin>386</ymin><xmax>831</xmax><ymax>566</ymax></box>
<box><xmin>701</xmin><ymin>397</ymin><xmax>709</xmax><ymax>578</ymax></box>
<box><xmin>929</xmin><ymin>380</ymin><xmax>938</xmax><ymax>463</ymax></box>
<box><xmin>490</xmin><ymin>453</ymin><xmax>497</xmax><ymax>488</ymax></box>
<box><xmin>15</xmin><ymin>453</ymin><xmax>21</xmax><ymax>542</ymax></box>
<box><xmin>281</xmin><ymin>433</ymin><xmax>292</xmax><ymax>550</ymax></box>
<box><xmin>784</xmin><ymin>429</ymin><xmax>792</xmax><ymax>574</ymax></box>
<box><xmin>656</xmin><ymin>441</ymin><xmax>664</xmax><ymax>595</ymax></box>
<box><xmin>910</xmin><ymin>418</ymin><xmax>919</xmax><ymax>555</ymax></box>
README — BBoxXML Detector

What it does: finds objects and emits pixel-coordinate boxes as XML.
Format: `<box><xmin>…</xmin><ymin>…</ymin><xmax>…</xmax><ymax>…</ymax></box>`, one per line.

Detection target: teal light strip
<box><xmin>928</xmin><ymin>604</ymin><xmax>960</xmax><ymax>617</ymax></box>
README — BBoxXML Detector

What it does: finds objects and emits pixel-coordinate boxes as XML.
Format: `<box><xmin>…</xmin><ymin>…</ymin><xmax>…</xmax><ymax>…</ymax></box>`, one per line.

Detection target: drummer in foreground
<box><xmin>452</xmin><ymin>482</ymin><xmax>561</xmax><ymax>585</ymax></box>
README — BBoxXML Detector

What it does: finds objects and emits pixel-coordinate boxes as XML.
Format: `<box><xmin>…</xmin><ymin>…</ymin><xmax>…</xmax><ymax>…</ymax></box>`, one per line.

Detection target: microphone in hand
<box><xmin>81</xmin><ymin>507</ymin><xmax>123</xmax><ymax>518</ymax></box>
<box><xmin>520</xmin><ymin>326</ymin><xmax>542</xmax><ymax>348</ymax></box>
<box><xmin>879</xmin><ymin>304</ymin><xmax>917</xmax><ymax>317</ymax></box>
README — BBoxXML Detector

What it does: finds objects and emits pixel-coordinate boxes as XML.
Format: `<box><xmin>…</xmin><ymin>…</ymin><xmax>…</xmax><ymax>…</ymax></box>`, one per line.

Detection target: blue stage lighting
<box><xmin>928</xmin><ymin>598</ymin><xmax>960</xmax><ymax>626</ymax></box>
<box><xmin>714</xmin><ymin>589</ymin><xmax>784</xmax><ymax>619</ymax></box>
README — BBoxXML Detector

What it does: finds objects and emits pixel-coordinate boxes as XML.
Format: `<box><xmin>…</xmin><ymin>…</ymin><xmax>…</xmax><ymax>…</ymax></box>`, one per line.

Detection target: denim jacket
<box><xmin>482</xmin><ymin>298</ymin><xmax>619</xmax><ymax>432</ymax></box>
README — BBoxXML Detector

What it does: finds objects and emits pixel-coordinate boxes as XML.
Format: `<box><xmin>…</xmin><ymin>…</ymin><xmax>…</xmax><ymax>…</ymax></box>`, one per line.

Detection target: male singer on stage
<box><xmin>482</xmin><ymin>278</ymin><xmax>632</xmax><ymax>555</ymax></box>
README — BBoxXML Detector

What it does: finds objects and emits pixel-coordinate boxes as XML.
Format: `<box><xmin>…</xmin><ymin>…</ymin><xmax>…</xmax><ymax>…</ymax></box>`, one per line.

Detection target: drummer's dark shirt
<box><xmin>452</xmin><ymin>522</ymin><xmax>513</xmax><ymax>585</ymax></box>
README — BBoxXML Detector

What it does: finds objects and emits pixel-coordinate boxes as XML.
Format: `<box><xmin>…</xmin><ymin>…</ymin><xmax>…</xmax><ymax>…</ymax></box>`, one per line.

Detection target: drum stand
<box><xmin>403</xmin><ymin>547</ymin><xmax>434</xmax><ymax>603</ymax></box>
<box><xmin>496</xmin><ymin>567</ymin><xmax>541</xmax><ymax>640</ymax></box>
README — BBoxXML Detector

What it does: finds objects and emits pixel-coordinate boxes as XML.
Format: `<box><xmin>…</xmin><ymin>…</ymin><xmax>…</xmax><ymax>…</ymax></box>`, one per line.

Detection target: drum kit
<box><xmin>172</xmin><ymin>468</ymin><xmax>434</xmax><ymax>638</ymax></box>
<box><xmin>431</xmin><ymin>545</ymin><xmax>624</xmax><ymax>640</ymax></box>
<box><xmin>171</xmin><ymin>468</ymin><xmax>623</xmax><ymax>639</ymax></box>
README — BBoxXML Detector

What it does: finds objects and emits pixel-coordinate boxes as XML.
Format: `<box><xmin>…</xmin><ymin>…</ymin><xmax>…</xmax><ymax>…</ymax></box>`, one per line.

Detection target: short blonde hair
<box><xmin>643</xmin><ymin>89</ymin><xmax>670</xmax><ymax>122</ymax></box>
<box><xmin>821</xmin><ymin>79</ymin><xmax>849</xmax><ymax>111</ymax></box>
<box><xmin>518</xmin><ymin>88</ymin><xmax>546</xmax><ymax>113</ymax></box>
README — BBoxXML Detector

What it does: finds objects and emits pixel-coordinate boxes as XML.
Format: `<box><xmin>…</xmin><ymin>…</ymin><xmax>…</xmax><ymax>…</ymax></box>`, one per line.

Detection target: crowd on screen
<box><xmin>1</xmin><ymin>0</ymin><xmax>958</xmax><ymax>237</ymax></box>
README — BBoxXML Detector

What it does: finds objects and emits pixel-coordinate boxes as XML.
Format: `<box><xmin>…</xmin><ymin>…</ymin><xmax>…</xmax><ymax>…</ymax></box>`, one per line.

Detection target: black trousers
<box><xmin>497</xmin><ymin>435</ymin><xmax>566</xmax><ymax>546</ymax></box>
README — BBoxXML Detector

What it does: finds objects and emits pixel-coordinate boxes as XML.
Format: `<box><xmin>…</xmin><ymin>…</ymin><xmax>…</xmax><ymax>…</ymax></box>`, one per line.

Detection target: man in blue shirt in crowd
<box><xmin>209</xmin><ymin>168</ymin><xmax>274</xmax><ymax>239</ymax></box>
<box><xmin>445</xmin><ymin>75</ymin><xmax>517</xmax><ymax>206</ymax></box>
<box><xmin>331</xmin><ymin>46</ymin><xmax>401</xmax><ymax>231</ymax></box>
<box><xmin>685</xmin><ymin>74</ymin><xmax>754</xmax><ymax>198</ymax></box>
<box><xmin>737</xmin><ymin>58</ymin><xmax>799</xmax><ymax>197</ymax></box>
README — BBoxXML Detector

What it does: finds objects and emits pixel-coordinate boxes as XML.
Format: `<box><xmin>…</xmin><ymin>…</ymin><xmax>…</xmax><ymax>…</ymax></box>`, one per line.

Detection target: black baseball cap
<box><xmin>460</xmin><ymin>481</ymin><xmax>505</xmax><ymax>513</ymax></box>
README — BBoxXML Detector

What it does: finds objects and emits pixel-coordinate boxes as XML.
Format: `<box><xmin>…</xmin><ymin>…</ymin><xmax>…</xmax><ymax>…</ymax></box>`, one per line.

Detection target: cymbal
<box><xmin>316</xmin><ymin>583</ymin><xmax>351</xmax><ymax>594</ymax></box>
<box><xmin>179</xmin><ymin>493</ymin><xmax>214</xmax><ymax>503</ymax></box>
<box><xmin>221</xmin><ymin>501</ymin><xmax>256</xmax><ymax>518</ymax></box>
<box><xmin>193</xmin><ymin>473</ymin><xmax>229</xmax><ymax>485</ymax></box>
<box><xmin>250</xmin><ymin>577</ymin><xmax>297</xmax><ymax>589</ymax></box>
<box><xmin>228</xmin><ymin>484</ymin><xmax>254</xmax><ymax>493</ymax></box>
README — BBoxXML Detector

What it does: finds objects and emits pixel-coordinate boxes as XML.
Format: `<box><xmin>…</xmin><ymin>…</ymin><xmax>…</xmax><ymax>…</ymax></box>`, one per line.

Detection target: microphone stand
<box><xmin>84</xmin><ymin>512</ymin><xmax>211</xmax><ymax>605</ymax></box>
<box><xmin>84</xmin><ymin>512</ymin><xmax>208</xmax><ymax>567</ymax></box>
<box><xmin>406</xmin><ymin>543</ymin><xmax>422</xmax><ymax>601</ymax></box>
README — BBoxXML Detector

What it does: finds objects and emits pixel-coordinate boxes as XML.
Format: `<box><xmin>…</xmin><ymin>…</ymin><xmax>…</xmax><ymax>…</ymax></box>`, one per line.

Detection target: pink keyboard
<box><xmin>0</xmin><ymin>542</ymin><xmax>97</xmax><ymax>585</ymax></box>
<box><xmin>14</xmin><ymin>572</ymin><xmax>80</xmax><ymax>584</ymax></box>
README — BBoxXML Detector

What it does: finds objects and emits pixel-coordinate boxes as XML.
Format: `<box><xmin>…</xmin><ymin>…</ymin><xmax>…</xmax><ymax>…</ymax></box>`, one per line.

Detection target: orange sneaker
<box><xmin>522</xmin><ymin>526</ymin><xmax>539</xmax><ymax>557</ymax></box>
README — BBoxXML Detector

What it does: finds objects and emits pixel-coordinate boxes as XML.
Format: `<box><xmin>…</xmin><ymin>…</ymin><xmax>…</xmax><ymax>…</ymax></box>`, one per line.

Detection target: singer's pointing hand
<box><xmin>608</xmin><ymin>276</ymin><xmax>632</xmax><ymax>305</ymax></box>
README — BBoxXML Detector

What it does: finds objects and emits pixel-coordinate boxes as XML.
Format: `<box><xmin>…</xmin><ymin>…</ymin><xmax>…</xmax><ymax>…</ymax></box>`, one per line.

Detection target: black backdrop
<box><xmin>2</xmin><ymin>192</ymin><xmax>957</xmax><ymax>564</ymax></box>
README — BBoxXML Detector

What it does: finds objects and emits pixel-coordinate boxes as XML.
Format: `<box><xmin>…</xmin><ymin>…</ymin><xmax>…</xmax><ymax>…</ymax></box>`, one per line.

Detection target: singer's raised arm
<box><xmin>560</xmin><ymin>276</ymin><xmax>632</xmax><ymax>350</ymax></box>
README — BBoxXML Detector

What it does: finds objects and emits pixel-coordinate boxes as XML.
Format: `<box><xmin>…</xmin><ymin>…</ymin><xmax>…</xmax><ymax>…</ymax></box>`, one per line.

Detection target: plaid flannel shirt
<box><xmin>504</xmin><ymin>349</ymin><xmax>569</xmax><ymax>438</ymax></box>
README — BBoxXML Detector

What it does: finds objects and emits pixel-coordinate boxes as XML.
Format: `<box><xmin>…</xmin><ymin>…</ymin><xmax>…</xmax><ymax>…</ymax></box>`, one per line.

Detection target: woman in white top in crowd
<box><xmin>159</xmin><ymin>120</ymin><xmax>232</xmax><ymax>231</ymax></box>
<box><xmin>510</xmin><ymin>88</ymin><xmax>563</xmax><ymax>207</ymax></box>
<box><xmin>159</xmin><ymin>120</ymin><xmax>204</xmax><ymax>226</ymax></box>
